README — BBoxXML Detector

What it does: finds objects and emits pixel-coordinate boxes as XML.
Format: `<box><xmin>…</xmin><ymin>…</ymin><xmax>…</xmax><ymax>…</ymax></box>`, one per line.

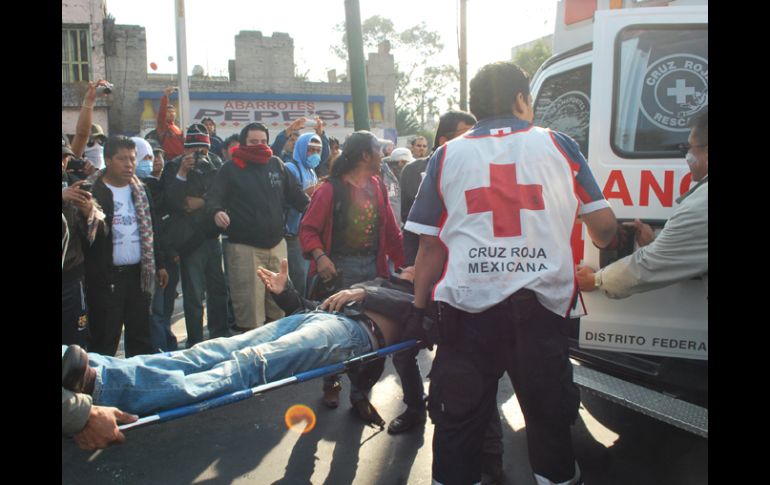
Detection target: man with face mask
<box><xmin>283</xmin><ymin>132</ymin><xmax>325</xmax><ymax>297</ymax></box>
<box><xmin>577</xmin><ymin>108</ymin><xmax>708</xmax><ymax>299</ymax></box>
<box><xmin>208</xmin><ymin>122</ymin><xmax>309</xmax><ymax>332</ymax></box>
<box><xmin>84</xmin><ymin>124</ymin><xmax>107</xmax><ymax>170</ymax></box>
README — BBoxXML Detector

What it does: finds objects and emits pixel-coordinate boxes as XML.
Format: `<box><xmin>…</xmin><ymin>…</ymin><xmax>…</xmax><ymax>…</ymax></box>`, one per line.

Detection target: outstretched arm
<box><xmin>258</xmin><ymin>259</ymin><xmax>321</xmax><ymax>313</ymax></box>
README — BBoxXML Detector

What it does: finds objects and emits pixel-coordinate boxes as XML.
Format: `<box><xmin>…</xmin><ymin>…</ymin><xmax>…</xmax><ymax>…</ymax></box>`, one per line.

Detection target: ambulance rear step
<box><xmin>571</xmin><ymin>360</ymin><xmax>708</xmax><ymax>438</ymax></box>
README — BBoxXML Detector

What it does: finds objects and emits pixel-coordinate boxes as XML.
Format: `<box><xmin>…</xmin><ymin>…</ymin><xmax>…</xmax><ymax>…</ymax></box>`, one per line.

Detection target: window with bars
<box><xmin>62</xmin><ymin>27</ymin><xmax>90</xmax><ymax>82</ymax></box>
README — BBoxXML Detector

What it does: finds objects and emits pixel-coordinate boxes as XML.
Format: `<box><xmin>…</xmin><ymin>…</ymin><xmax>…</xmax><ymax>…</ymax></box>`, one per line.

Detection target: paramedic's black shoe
<box><xmin>387</xmin><ymin>408</ymin><xmax>426</xmax><ymax>434</ymax></box>
<box><xmin>351</xmin><ymin>398</ymin><xmax>385</xmax><ymax>429</ymax></box>
<box><xmin>322</xmin><ymin>381</ymin><xmax>342</xmax><ymax>408</ymax></box>
<box><xmin>62</xmin><ymin>345</ymin><xmax>96</xmax><ymax>395</ymax></box>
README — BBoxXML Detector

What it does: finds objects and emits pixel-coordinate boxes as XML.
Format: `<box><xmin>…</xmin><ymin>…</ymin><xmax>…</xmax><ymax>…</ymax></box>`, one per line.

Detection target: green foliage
<box><xmin>332</xmin><ymin>16</ymin><xmax>459</xmax><ymax>134</ymax></box>
<box><xmin>396</xmin><ymin>106</ymin><xmax>421</xmax><ymax>135</ymax></box>
<box><xmin>512</xmin><ymin>39</ymin><xmax>553</xmax><ymax>78</ymax></box>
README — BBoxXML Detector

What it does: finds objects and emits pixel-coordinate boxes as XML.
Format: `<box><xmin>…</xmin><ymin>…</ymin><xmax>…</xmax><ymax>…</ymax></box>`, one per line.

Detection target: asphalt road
<box><xmin>62</xmin><ymin>297</ymin><xmax>707</xmax><ymax>484</ymax></box>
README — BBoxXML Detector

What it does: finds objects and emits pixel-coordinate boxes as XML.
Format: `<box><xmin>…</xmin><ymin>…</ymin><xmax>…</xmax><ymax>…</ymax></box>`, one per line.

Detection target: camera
<box><xmin>304</xmin><ymin>119</ymin><xmax>316</xmax><ymax>127</ymax></box>
<box><xmin>68</xmin><ymin>158</ymin><xmax>86</xmax><ymax>172</ymax></box>
<box><xmin>96</xmin><ymin>82</ymin><xmax>114</xmax><ymax>95</ymax></box>
<box><xmin>193</xmin><ymin>149</ymin><xmax>210</xmax><ymax>171</ymax></box>
<box><xmin>80</xmin><ymin>183</ymin><xmax>93</xmax><ymax>192</ymax></box>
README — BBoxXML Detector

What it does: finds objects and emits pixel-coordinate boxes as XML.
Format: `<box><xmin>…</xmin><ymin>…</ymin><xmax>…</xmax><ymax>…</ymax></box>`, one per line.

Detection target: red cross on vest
<box><xmin>465</xmin><ymin>163</ymin><xmax>545</xmax><ymax>237</ymax></box>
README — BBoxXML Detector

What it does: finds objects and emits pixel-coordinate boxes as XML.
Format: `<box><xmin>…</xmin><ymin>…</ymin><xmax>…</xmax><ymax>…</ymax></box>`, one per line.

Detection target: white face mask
<box><xmin>685</xmin><ymin>152</ymin><xmax>698</xmax><ymax>168</ymax></box>
<box><xmin>84</xmin><ymin>144</ymin><xmax>104</xmax><ymax>169</ymax></box>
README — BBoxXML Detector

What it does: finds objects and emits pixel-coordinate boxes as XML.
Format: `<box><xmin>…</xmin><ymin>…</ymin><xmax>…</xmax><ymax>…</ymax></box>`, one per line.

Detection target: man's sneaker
<box><xmin>62</xmin><ymin>345</ymin><xmax>96</xmax><ymax>395</ymax></box>
<box><xmin>387</xmin><ymin>408</ymin><xmax>427</xmax><ymax>434</ymax></box>
<box><xmin>322</xmin><ymin>381</ymin><xmax>342</xmax><ymax>408</ymax></box>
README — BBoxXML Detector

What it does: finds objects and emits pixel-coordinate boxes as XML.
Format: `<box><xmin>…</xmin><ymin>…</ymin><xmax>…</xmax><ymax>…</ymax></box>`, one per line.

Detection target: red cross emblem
<box><xmin>465</xmin><ymin>163</ymin><xmax>545</xmax><ymax>237</ymax></box>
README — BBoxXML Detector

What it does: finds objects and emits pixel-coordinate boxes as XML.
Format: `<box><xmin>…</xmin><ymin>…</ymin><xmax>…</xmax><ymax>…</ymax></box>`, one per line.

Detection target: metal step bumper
<box><xmin>571</xmin><ymin>360</ymin><xmax>708</xmax><ymax>438</ymax></box>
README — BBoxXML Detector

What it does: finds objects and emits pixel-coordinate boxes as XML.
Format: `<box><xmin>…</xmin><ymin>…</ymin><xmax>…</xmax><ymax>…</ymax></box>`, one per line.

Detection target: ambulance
<box><xmin>530</xmin><ymin>0</ymin><xmax>708</xmax><ymax>436</ymax></box>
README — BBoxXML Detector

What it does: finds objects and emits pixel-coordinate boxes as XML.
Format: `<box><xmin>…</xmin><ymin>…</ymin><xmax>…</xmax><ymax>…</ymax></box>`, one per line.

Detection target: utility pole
<box><xmin>174</xmin><ymin>0</ymin><xmax>190</xmax><ymax>128</ymax></box>
<box><xmin>344</xmin><ymin>0</ymin><xmax>370</xmax><ymax>131</ymax></box>
<box><xmin>459</xmin><ymin>0</ymin><xmax>468</xmax><ymax>111</ymax></box>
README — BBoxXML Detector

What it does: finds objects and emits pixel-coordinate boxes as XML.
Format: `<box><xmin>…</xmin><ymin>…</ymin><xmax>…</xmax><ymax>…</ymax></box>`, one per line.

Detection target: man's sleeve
<box><xmin>399</xmin><ymin>161</ymin><xmax>420</xmax><ymax>223</ymax></box>
<box><xmin>320</xmin><ymin>132</ymin><xmax>330</xmax><ymax>165</ymax></box>
<box><xmin>597</xmin><ymin>186</ymin><xmax>708</xmax><ymax>299</ymax></box>
<box><xmin>156</xmin><ymin>96</ymin><xmax>168</xmax><ymax>135</ymax></box>
<box><xmin>550</xmin><ymin>131</ymin><xmax>610</xmax><ymax>215</ymax></box>
<box><xmin>160</xmin><ymin>160</ymin><xmax>187</xmax><ymax>213</ymax></box>
<box><xmin>359</xmin><ymin>284</ymin><xmax>413</xmax><ymax>320</ymax></box>
<box><xmin>283</xmin><ymin>161</ymin><xmax>310</xmax><ymax>212</ymax></box>
<box><xmin>270</xmin><ymin>279</ymin><xmax>319</xmax><ymax>314</ymax></box>
<box><xmin>205</xmin><ymin>163</ymin><xmax>230</xmax><ymax>217</ymax></box>
<box><xmin>62</xmin><ymin>387</ymin><xmax>92</xmax><ymax>437</ymax></box>
<box><xmin>271</xmin><ymin>131</ymin><xmax>288</xmax><ymax>156</ymax></box>
<box><xmin>299</xmin><ymin>182</ymin><xmax>332</xmax><ymax>257</ymax></box>
<box><xmin>404</xmin><ymin>146</ymin><xmax>446</xmax><ymax>236</ymax></box>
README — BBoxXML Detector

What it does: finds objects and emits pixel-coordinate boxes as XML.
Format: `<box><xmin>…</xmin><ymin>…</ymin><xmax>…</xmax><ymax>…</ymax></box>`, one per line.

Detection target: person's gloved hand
<box><xmin>403</xmin><ymin>304</ymin><xmax>433</xmax><ymax>350</ymax></box>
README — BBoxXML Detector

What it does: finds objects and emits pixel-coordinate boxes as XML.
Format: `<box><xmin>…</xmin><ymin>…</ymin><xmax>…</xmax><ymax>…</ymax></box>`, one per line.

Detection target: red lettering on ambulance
<box><xmin>640</xmin><ymin>170</ymin><xmax>674</xmax><ymax>207</ymax></box>
<box><xmin>603</xmin><ymin>170</ymin><xmax>633</xmax><ymax>206</ymax></box>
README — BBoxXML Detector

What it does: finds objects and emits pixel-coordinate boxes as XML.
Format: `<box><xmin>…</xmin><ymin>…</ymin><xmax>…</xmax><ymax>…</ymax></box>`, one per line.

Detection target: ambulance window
<box><xmin>533</xmin><ymin>65</ymin><xmax>591</xmax><ymax>156</ymax></box>
<box><xmin>611</xmin><ymin>26</ymin><xmax>708</xmax><ymax>158</ymax></box>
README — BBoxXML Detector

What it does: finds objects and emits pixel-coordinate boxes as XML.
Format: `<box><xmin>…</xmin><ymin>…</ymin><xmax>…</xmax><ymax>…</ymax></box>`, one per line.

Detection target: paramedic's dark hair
<box><xmin>690</xmin><ymin>108</ymin><xmax>708</xmax><ymax>145</ymax></box>
<box><xmin>433</xmin><ymin>110</ymin><xmax>477</xmax><ymax>150</ymax></box>
<box><xmin>104</xmin><ymin>135</ymin><xmax>136</xmax><ymax>160</ymax></box>
<box><xmin>238</xmin><ymin>122</ymin><xmax>270</xmax><ymax>145</ymax></box>
<box><xmin>469</xmin><ymin>62</ymin><xmax>530</xmax><ymax>121</ymax></box>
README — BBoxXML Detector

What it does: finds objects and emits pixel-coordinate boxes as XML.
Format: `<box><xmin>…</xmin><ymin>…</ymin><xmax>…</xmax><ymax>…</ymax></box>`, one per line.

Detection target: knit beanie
<box><xmin>185</xmin><ymin>123</ymin><xmax>211</xmax><ymax>149</ymax></box>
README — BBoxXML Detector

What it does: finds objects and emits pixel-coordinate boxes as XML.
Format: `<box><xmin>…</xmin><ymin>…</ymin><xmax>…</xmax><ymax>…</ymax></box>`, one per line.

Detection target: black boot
<box><xmin>387</xmin><ymin>407</ymin><xmax>427</xmax><ymax>435</ymax></box>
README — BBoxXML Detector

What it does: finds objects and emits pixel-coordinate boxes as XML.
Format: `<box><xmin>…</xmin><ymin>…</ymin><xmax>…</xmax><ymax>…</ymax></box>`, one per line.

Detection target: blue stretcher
<box><xmin>119</xmin><ymin>339</ymin><xmax>420</xmax><ymax>431</ymax></box>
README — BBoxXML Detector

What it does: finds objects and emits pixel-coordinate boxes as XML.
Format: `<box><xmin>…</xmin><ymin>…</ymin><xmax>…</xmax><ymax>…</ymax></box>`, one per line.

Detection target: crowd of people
<box><xmin>63</xmin><ymin>63</ymin><xmax>708</xmax><ymax>485</ymax></box>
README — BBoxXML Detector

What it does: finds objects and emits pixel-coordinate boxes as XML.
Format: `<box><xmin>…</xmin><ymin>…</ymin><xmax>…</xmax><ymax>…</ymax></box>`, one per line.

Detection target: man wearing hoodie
<box><xmin>208</xmin><ymin>122</ymin><xmax>309</xmax><ymax>331</ymax></box>
<box><xmin>284</xmin><ymin>132</ymin><xmax>325</xmax><ymax>297</ymax></box>
<box><xmin>271</xmin><ymin>116</ymin><xmax>330</xmax><ymax>166</ymax></box>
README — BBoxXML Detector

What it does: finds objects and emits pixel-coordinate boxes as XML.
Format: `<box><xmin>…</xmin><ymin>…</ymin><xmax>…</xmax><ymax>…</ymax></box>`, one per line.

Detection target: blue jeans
<box><xmin>323</xmin><ymin>254</ymin><xmax>378</xmax><ymax>400</ymax></box>
<box><xmin>73</xmin><ymin>311</ymin><xmax>372</xmax><ymax>416</ymax></box>
<box><xmin>180</xmin><ymin>238</ymin><xmax>229</xmax><ymax>346</ymax></box>
<box><xmin>149</xmin><ymin>260</ymin><xmax>180</xmax><ymax>352</ymax></box>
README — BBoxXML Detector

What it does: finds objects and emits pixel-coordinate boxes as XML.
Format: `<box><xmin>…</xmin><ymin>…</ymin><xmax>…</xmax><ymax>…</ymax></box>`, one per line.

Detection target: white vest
<box><xmin>434</xmin><ymin>126</ymin><xmax>581</xmax><ymax>316</ymax></box>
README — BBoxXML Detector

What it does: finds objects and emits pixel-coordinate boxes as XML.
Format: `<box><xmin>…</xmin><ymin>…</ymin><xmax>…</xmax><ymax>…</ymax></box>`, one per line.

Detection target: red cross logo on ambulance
<box><xmin>641</xmin><ymin>54</ymin><xmax>708</xmax><ymax>132</ymax></box>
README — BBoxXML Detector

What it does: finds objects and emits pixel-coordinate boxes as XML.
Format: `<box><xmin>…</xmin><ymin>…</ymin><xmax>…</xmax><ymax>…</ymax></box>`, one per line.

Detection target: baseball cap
<box><xmin>147</xmin><ymin>138</ymin><xmax>164</xmax><ymax>154</ymax></box>
<box><xmin>89</xmin><ymin>123</ymin><xmax>107</xmax><ymax>143</ymax></box>
<box><xmin>62</xmin><ymin>134</ymin><xmax>75</xmax><ymax>157</ymax></box>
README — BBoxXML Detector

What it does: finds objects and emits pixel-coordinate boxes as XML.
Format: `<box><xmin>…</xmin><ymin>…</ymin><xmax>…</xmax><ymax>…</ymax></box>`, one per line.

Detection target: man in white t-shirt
<box><xmin>84</xmin><ymin>136</ymin><xmax>168</xmax><ymax>357</ymax></box>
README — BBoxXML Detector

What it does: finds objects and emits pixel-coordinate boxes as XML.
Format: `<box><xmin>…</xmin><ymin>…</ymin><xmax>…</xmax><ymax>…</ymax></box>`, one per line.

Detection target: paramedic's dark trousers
<box><xmin>429</xmin><ymin>289</ymin><xmax>580</xmax><ymax>485</ymax></box>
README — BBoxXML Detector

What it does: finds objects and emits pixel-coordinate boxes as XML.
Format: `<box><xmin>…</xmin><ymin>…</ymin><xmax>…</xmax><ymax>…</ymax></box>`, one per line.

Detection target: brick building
<box><xmin>62</xmin><ymin>0</ymin><xmax>397</xmax><ymax>142</ymax></box>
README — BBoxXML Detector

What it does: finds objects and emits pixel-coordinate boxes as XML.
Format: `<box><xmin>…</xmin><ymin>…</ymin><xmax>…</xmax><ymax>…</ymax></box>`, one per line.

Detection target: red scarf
<box><xmin>232</xmin><ymin>144</ymin><xmax>273</xmax><ymax>168</ymax></box>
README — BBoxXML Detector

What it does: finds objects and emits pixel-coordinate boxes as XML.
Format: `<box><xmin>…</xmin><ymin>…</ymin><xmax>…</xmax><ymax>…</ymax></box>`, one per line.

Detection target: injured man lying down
<box><xmin>61</xmin><ymin>261</ymin><xmax>431</xmax><ymax>427</ymax></box>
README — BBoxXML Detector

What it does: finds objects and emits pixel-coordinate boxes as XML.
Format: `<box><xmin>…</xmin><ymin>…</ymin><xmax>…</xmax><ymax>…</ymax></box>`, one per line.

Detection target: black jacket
<box><xmin>84</xmin><ymin>176</ymin><xmax>165</xmax><ymax>285</ymax></box>
<box><xmin>273</xmin><ymin>274</ymin><xmax>416</xmax><ymax>321</ymax></box>
<box><xmin>160</xmin><ymin>153</ymin><xmax>222</xmax><ymax>255</ymax></box>
<box><xmin>206</xmin><ymin>156</ymin><xmax>309</xmax><ymax>249</ymax></box>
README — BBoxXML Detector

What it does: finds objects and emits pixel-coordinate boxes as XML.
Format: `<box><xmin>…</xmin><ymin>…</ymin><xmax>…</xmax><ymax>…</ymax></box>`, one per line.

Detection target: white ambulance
<box><xmin>530</xmin><ymin>0</ymin><xmax>708</xmax><ymax>436</ymax></box>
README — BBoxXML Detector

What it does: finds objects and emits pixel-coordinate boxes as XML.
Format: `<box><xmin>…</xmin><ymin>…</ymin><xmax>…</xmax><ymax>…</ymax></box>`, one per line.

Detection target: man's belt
<box><xmin>358</xmin><ymin>313</ymin><xmax>386</xmax><ymax>351</ymax></box>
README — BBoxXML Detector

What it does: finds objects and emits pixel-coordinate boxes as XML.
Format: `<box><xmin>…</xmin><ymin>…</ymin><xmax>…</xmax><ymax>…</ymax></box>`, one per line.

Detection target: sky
<box><xmin>105</xmin><ymin>0</ymin><xmax>556</xmax><ymax>82</ymax></box>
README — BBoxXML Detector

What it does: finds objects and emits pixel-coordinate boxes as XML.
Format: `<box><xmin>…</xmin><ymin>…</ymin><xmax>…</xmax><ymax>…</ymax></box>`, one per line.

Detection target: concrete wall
<box><xmin>62</xmin><ymin>0</ymin><xmax>110</xmax><ymax>136</ymax></box>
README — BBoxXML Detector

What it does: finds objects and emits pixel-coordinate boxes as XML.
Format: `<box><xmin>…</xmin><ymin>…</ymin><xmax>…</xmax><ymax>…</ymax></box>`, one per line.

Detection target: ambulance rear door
<box><xmin>580</xmin><ymin>6</ymin><xmax>708</xmax><ymax>360</ymax></box>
